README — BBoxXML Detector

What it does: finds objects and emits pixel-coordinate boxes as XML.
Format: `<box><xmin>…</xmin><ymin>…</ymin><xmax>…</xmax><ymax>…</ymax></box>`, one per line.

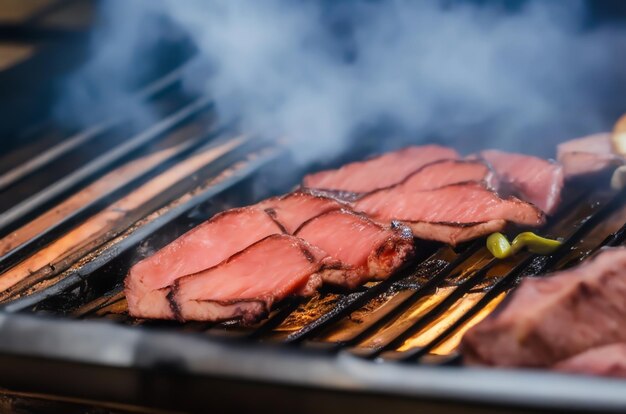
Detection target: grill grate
<box><xmin>2</xmin><ymin>55</ymin><xmax>626</xmax><ymax>372</ymax></box>
<box><xmin>2</xmin><ymin>59</ymin><xmax>626</xmax><ymax>367</ymax></box>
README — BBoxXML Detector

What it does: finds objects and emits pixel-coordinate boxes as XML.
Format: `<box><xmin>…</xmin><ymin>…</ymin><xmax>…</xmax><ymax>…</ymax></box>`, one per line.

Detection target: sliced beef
<box><xmin>396</xmin><ymin>159</ymin><xmax>498</xmax><ymax>192</ymax></box>
<box><xmin>169</xmin><ymin>234</ymin><xmax>326</xmax><ymax>323</ymax></box>
<box><xmin>462</xmin><ymin>247</ymin><xmax>626</xmax><ymax>368</ymax></box>
<box><xmin>125</xmin><ymin>207</ymin><xmax>282</xmax><ymax>319</ymax></box>
<box><xmin>554</xmin><ymin>343</ymin><xmax>626</xmax><ymax>379</ymax></box>
<box><xmin>256</xmin><ymin>191</ymin><xmax>343</xmax><ymax>234</ymax></box>
<box><xmin>557</xmin><ymin>133</ymin><xmax>624</xmax><ymax>178</ymax></box>
<box><xmin>295</xmin><ymin>209</ymin><xmax>414</xmax><ymax>288</ymax></box>
<box><xmin>478</xmin><ymin>150</ymin><xmax>563</xmax><ymax>215</ymax></box>
<box><xmin>354</xmin><ymin>182</ymin><xmax>544</xmax><ymax>245</ymax></box>
<box><xmin>302</xmin><ymin>145</ymin><xmax>460</xmax><ymax>195</ymax></box>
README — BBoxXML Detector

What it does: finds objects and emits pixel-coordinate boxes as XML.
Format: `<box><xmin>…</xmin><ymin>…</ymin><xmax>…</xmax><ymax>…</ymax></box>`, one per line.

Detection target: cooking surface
<box><xmin>3</xmin><ymin>1</ymin><xmax>626</xmax><ymax>413</ymax></box>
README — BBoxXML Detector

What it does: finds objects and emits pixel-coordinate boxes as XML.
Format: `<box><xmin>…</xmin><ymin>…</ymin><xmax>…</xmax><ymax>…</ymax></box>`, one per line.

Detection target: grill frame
<box><xmin>1</xmin><ymin>310</ymin><xmax>626</xmax><ymax>413</ymax></box>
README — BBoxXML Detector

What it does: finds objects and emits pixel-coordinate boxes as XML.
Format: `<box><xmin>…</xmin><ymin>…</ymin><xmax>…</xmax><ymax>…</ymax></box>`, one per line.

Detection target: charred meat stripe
<box><xmin>302</xmin><ymin>145</ymin><xmax>460</xmax><ymax>194</ymax></box>
<box><xmin>169</xmin><ymin>234</ymin><xmax>327</xmax><ymax>323</ymax></box>
<box><xmin>294</xmin><ymin>209</ymin><xmax>414</xmax><ymax>289</ymax></box>
<box><xmin>125</xmin><ymin>207</ymin><xmax>283</xmax><ymax>319</ymax></box>
<box><xmin>355</xmin><ymin>182</ymin><xmax>544</xmax><ymax>245</ymax></box>
<box><xmin>363</xmin><ymin>159</ymin><xmax>498</xmax><ymax>196</ymax></box>
<box><xmin>255</xmin><ymin>191</ymin><xmax>344</xmax><ymax>234</ymax></box>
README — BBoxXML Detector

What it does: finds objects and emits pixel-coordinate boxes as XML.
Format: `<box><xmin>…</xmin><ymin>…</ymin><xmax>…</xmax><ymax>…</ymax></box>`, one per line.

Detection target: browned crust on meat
<box><xmin>295</xmin><ymin>209</ymin><xmax>414</xmax><ymax>288</ymax></box>
<box><xmin>406</xmin><ymin>220</ymin><xmax>508</xmax><ymax>246</ymax></box>
<box><xmin>198</xmin><ymin>298</ymin><xmax>269</xmax><ymax>324</ymax></box>
<box><xmin>169</xmin><ymin>293</ymin><xmax>269</xmax><ymax>324</ymax></box>
<box><xmin>166</xmin><ymin>286</ymin><xmax>183</xmax><ymax>321</ymax></box>
<box><xmin>370</xmin><ymin>232</ymin><xmax>415</xmax><ymax>276</ymax></box>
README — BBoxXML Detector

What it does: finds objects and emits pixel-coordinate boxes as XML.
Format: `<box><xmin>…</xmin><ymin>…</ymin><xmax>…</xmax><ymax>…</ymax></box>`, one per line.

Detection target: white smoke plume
<box><xmin>55</xmin><ymin>0</ymin><xmax>626</xmax><ymax>163</ymax></box>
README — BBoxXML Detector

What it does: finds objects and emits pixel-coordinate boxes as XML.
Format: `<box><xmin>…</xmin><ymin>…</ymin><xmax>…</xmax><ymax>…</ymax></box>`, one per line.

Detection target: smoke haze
<box><xmin>55</xmin><ymin>0</ymin><xmax>626</xmax><ymax>164</ymax></box>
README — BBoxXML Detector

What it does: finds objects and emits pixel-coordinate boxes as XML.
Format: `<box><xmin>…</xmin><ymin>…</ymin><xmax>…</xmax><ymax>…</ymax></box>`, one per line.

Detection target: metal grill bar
<box><xmin>358</xmin><ymin>259</ymin><xmax>498</xmax><ymax>359</ymax></box>
<box><xmin>0</xmin><ymin>124</ymin><xmax>223</xmax><ymax>275</ymax></box>
<box><xmin>0</xmin><ymin>96</ymin><xmax>213</xmax><ymax>235</ymax></box>
<box><xmin>0</xmin><ymin>58</ymin><xmax>192</xmax><ymax>193</ymax></box>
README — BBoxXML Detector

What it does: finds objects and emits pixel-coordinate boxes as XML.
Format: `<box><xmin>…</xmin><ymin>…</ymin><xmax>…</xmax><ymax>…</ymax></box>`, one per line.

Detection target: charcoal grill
<box><xmin>2</xmin><ymin>2</ymin><xmax>626</xmax><ymax>413</ymax></box>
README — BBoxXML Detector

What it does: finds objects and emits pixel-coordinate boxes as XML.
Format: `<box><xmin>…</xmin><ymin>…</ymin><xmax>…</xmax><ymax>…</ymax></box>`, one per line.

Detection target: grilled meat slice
<box><xmin>256</xmin><ymin>191</ymin><xmax>344</xmax><ymax>233</ymax></box>
<box><xmin>169</xmin><ymin>234</ymin><xmax>326</xmax><ymax>323</ymax></box>
<box><xmin>557</xmin><ymin>133</ymin><xmax>624</xmax><ymax>178</ymax></box>
<box><xmin>302</xmin><ymin>145</ymin><xmax>459</xmax><ymax>194</ymax></box>
<box><xmin>295</xmin><ymin>210</ymin><xmax>414</xmax><ymax>289</ymax></box>
<box><xmin>406</xmin><ymin>220</ymin><xmax>507</xmax><ymax>246</ymax></box>
<box><xmin>554</xmin><ymin>343</ymin><xmax>626</xmax><ymax>379</ymax></box>
<box><xmin>395</xmin><ymin>159</ymin><xmax>498</xmax><ymax>192</ymax></box>
<box><xmin>478</xmin><ymin>150</ymin><xmax>563</xmax><ymax>215</ymax></box>
<box><xmin>125</xmin><ymin>207</ymin><xmax>282</xmax><ymax>319</ymax></box>
<box><xmin>355</xmin><ymin>182</ymin><xmax>544</xmax><ymax>245</ymax></box>
<box><xmin>461</xmin><ymin>247</ymin><xmax>626</xmax><ymax>368</ymax></box>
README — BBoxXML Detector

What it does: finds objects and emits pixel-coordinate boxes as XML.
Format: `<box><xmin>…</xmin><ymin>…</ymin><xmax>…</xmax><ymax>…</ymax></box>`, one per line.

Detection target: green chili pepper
<box><xmin>511</xmin><ymin>232</ymin><xmax>562</xmax><ymax>255</ymax></box>
<box><xmin>486</xmin><ymin>232</ymin><xmax>561</xmax><ymax>259</ymax></box>
<box><xmin>486</xmin><ymin>232</ymin><xmax>513</xmax><ymax>259</ymax></box>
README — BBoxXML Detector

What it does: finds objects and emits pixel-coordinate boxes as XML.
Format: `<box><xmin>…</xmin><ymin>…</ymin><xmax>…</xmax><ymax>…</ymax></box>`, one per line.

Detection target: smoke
<box><xmin>55</xmin><ymin>0</ymin><xmax>626</xmax><ymax>163</ymax></box>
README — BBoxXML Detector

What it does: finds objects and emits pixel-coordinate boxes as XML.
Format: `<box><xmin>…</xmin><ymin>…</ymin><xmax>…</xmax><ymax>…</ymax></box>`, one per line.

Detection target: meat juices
<box><xmin>125</xmin><ymin>208</ymin><xmax>283</xmax><ymax>319</ymax></box>
<box><xmin>478</xmin><ymin>150</ymin><xmax>564</xmax><ymax>215</ymax></box>
<box><xmin>355</xmin><ymin>182</ymin><xmax>545</xmax><ymax>245</ymax></box>
<box><xmin>295</xmin><ymin>210</ymin><xmax>414</xmax><ymax>288</ymax></box>
<box><xmin>461</xmin><ymin>247</ymin><xmax>626</xmax><ymax>368</ymax></box>
<box><xmin>557</xmin><ymin>133</ymin><xmax>624</xmax><ymax>178</ymax></box>
<box><xmin>302</xmin><ymin>145</ymin><xmax>460</xmax><ymax>194</ymax></box>
<box><xmin>169</xmin><ymin>234</ymin><xmax>326</xmax><ymax>323</ymax></box>
<box><xmin>554</xmin><ymin>343</ymin><xmax>626</xmax><ymax>379</ymax></box>
<box><xmin>256</xmin><ymin>191</ymin><xmax>344</xmax><ymax>234</ymax></box>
